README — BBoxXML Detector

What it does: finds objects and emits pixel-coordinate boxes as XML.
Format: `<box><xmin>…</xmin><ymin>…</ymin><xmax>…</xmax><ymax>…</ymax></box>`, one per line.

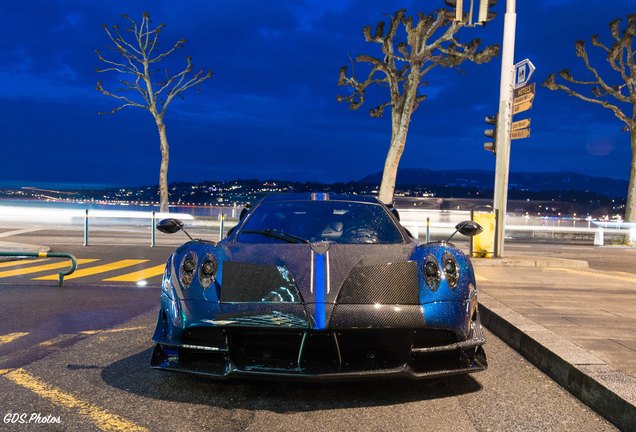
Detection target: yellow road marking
<box><xmin>34</xmin><ymin>259</ymin><xmax>148</xmax><ymax>281</ymax></box>
<box><xmin>37</xmin><ymin>334</ymin><xmax>78</xmax><ymax>347</ymax></box>
<box><xmin>0</xmin><ymin>259</ymin><xmax>98</xmax><ymax>279</ymax></box>
<box><xmin>557</xmin><ymin>268</ymin><xmax>636</xmax><ymax>284</ymax></box>
<box><xmin>474</xmin><ymin>272</ymin><xmax>489</xmax><ymax>282</ymax></box>
<box><xmin>0</xmin><ymin>258</ymin><xmax>49</xmax><ymax>268</ymax></box>
<box><xmin>79</xmin><ymin>326</ymin><xmax>146</xmax><ymax>335</ymax></box>
<box><xmin>102</xmin><ymin>264</ymin><xmax>165</xmax><ymax>282</ymax></box>
<box><xmin>0</xmin><ymin>332</ymin><xmax>28</xmax><ymax>345</ymax></box>
<box><xmin>0</xmin><ymin>368</ymin><xmax>148</xmax><ymax>432</ymax></box>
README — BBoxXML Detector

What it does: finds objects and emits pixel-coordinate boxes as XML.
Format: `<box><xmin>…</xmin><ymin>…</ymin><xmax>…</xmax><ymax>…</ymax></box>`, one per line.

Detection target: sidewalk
<box><xmin>0</xmin><ymin>241</ymin><xmax>49</xmax><ymax>254</ymax></box>
<box><xmin>473</xmin><ymin>254</ymin><xmax>636</xmax><ymax>431</ymax></box>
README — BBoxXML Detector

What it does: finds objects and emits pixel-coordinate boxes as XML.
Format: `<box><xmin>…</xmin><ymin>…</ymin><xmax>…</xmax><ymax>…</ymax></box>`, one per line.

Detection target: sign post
<box><xmin>492</xmin><ymin>0</ymin><xmax>518</xmax><ymax>258</ymax></box>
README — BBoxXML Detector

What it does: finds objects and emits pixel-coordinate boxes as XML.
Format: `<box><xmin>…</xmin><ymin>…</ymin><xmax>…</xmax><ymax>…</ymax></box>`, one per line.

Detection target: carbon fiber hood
<box><xmin>223</xmin><ymin>242</ymin><xmax>417</xmax><ymax>305</ymax></box>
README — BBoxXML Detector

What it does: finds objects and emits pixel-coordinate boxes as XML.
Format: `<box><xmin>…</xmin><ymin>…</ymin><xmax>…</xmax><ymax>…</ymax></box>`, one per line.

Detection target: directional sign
<box><xmin>514</xmin><ymin>82</ymin><xmax>535</xmax><ymax>98</ymax></box>
<box><xmin>514</xmin><ymin>92</ymin><xmax>535</xmax><ymax>105</ymax></box>
<box><xmin>511</xmin><ymin>128</ymin><xmax>531</xmax><ymax>140</ymax></box>
<box><xmin>512</xmin><ymin>118</ymin><xmax>531</xmax><ymax>131</ymax></box>
<box><xmin>514</xmin><ymin>59</ymin><xmax>536</xmax><ymax>89</ymax></box>
<box><xmin>513</xmin><ymin>101</ymin><xmax>532</xmax><ymax>115</ymax></box>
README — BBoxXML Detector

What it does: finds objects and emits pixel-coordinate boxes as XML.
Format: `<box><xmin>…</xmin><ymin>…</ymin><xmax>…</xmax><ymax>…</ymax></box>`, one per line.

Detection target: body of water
<box><xmin>0</xmin><ymin>199</ymin><xmax>240</xmax><ymax>218</ymax></box>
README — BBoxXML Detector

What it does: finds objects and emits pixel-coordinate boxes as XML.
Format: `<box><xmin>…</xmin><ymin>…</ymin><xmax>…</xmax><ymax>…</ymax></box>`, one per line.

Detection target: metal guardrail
<box><xmin>0</xmin><ymin>251</ymin><xmax>77</xmax><ymax>287</ymax></box>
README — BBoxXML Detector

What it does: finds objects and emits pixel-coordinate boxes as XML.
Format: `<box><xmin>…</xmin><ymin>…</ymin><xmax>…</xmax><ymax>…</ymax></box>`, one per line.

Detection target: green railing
<box><xmin>0</xmin><ymin>251</ymin><xmax>77</xmax><ymax>287</ymax></box>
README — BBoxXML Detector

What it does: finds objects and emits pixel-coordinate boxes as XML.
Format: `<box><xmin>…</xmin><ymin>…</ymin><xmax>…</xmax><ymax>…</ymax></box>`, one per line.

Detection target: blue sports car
<box><xmin>151</xmin><ymin>193</ymin><xmax>487</xmax><ymax>379</ymax></box>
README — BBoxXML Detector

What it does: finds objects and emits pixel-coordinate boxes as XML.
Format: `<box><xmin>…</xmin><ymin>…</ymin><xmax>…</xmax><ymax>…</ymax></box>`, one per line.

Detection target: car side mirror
<box><xmin>239</xmin><ymin>202</ymin><xmax>252</xmax><ymax>220</ymax></box>
<box><xmin>455</xmin><ymin>220</ymin><xmax>483</xmax><ymax>237</ymax></box>
<box><xmin>156</xmin><ymin>218</ymin><xmax>184</xmax><ymax>234</ymax></box>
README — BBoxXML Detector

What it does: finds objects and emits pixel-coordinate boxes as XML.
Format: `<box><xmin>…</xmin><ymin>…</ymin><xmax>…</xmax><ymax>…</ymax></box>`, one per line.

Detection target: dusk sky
<box><xmin>0</xmin><ymin>0</ymin><xmax>634</xmax><ymax>188</ymax></box>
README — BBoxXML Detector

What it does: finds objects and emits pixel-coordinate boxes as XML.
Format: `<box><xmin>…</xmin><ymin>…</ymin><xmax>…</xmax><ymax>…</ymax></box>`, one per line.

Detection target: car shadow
<box><xmin>101</xmin><ymin>348</ymin><xmax>483</xmax><ymax>413</ymax></box>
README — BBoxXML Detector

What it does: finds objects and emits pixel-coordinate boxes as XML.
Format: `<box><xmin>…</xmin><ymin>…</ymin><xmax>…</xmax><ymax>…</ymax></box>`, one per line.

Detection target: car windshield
<box><xmin>236</xmin><ymin>200</ymin><xmax>405</xmax><ymax>244</ymax></box>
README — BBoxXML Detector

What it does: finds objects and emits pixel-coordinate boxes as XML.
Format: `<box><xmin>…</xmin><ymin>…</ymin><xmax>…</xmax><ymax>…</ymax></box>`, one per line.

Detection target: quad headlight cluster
<box><xmin>424</xmin><ymin>255</ymin><xmax>441</xmax><ymax>291</ymax></box>
<box><xmin>179</xmin><ymin>252</ymin><xmax>218</xmax><ymax>289</ymax></box>
<box><xmin>423</xmin><ymin>253</ymin><xmax>459</xmax><ymax>290</ymax></box>
<box><xmin>180</xmin><ymin>252</ymin><xmax>197</xmax><ymax>288</ymax></box>
<box><xmin>199</xmin><ymin>254</ymin><xmax>218</xmax><ymax>289</ymax></box>
<box><xmin>442</xmin><ymin>252</ymin><xmax>459</xmax><ymax>288</ymax></box>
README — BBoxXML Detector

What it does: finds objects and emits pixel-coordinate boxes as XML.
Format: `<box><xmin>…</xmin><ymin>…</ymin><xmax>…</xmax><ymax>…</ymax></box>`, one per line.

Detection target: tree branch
<box><xmin>96</xmin><ymin>12</ymin><xmax>213</xmax><ymax>119</ymax></box>
<box><xmin>543</xmin><ymin>74</ymin><xmax>629</xmax><ymax>126</ymax></box>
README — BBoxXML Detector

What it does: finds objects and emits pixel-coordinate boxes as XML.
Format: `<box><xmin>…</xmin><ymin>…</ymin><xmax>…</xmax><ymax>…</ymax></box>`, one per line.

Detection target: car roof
<box><xmin>257</xmin><ymin>193</ymin><xmax>381</xmax><ymax>204</ymax></box>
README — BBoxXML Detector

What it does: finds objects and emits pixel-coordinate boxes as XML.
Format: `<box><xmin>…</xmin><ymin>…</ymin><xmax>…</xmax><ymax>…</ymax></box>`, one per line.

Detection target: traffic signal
<box><xmin>484</xmin><ymin>115</ymin><xmax>497</xmax><ymax>153</ymax></box>
<box><xmin>444</xmin><ymin>0</ymin><xmax>464</xmax><ymax>22</ymax></box>
<box><xmin>477</xmin><ymin>0</ymin><xmax>497</xmax><ymax>24</ymax></box>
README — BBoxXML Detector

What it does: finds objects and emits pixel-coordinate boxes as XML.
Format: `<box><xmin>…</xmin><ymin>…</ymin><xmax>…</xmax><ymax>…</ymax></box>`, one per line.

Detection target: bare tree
<box><xmin>544</xmin><ymin>15</ymin><xmax>636</xmax><ymax>227</ymax></box>
<box><xmin>337</xmin><ymin>9</ymin><xmax>498</xmax><ymax>204</ymax></box>
<box><xmin>96</xmin><ymin>12</ymin><xmax>212</xmax><ymax>212</ymax></box>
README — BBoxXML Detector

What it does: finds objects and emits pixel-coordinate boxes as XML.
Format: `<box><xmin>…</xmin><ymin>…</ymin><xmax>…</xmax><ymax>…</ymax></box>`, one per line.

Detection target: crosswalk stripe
<box><xmin>0</xmin><ymin>332</ymin><xmax>29</xmax><ymax>345</ymax></box>
<box><xmin>34</xmin><ymin>259</ymin><xmax>149</xmax><ymax>281</ymax></box>
<box><xmin>102</xmin><ymin>264</ymin><xmax>165</xmax><ymax>282</ymax></box>
<box><xmin>0</xmin><ymin>259</ymin><xmax>98</xmax><ymax>279</ymax></box>
<box><xmin>0</xmin><ymin>259</ymin><xmax>50</xmax><ymax>268</ymax></box>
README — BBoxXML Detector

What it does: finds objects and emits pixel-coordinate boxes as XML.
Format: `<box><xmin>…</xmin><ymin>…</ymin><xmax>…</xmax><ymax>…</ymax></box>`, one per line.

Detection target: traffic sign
<box><xmin>514</xmin><ymin>82</ymin><xmax>535</xmax><ymax>98</ymax></box>
<box><xmin>511</xmin><ymin>118</ymin><xmax>530</xmax><ymax>131</ymax></box>
<box><xmin>514</xmin><ymin>59</ymin><xmax>535</xmax><ymax>89</ymax></box>
<box><xmin>511</xmin><ymin>128</ymin><xmax>530</xmax><ymax>140</ymax></box>
<box><xmin>513</xmin><ymin>101</ymin><xmax>532</xmax><ymax>115</ymax></box>
<box><xmin>514</xmin><ymin>92</ymin><xmax>534</xmax><ymax>105</ymax></box>
<box><xmin>511</xmin><ymin>128</ymin><xmax>530</xmax><ymax>139</ymax></box>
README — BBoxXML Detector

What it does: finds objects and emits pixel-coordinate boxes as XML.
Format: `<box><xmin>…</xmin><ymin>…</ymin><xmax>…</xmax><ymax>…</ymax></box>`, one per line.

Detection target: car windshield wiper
<box><xmin>240</xmin><ymin>229</ymin><xmax>309</xmax><ymax>244</ymax></box>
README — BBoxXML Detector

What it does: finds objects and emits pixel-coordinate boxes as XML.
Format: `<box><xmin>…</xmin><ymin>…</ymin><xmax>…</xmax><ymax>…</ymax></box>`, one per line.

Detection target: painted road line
<box><xmin>0</xmin><ymin>259</ymin><xmax>98</xmax><ymax>279</ymax></box>
<box><xmin>80</xmin><ymin>326</ymin><xmax>147</xmax><ymax>335</ymax></box>
<box><xmin>474</xmin><ymin>272</ymin><xmax>489</xmax><ymax>282</ymax></box>
<box><xmin>0</xmin><ymin>332</ymin><xmax>29</xmax><ymax>345</ymax></box>
<box><xmin>0</xmin><ymin>228</ymin><xmax>45</xmax><ymax>238</ymax></box>
<box><xmin>0</xmin><ymin>259</ymin><xmax>49</xmax><ymax>269</ymax></box>
<box><xmin>555</xmin><ymin>268</ymin><xmax>636</xmax><ymax>284</ymax></box>
<box><xmin>0</xmin><ymin>368</ymin><xmax>148</xmax><ymax>432</ymax></box>
<box><xmin>34</xmin><ymin>259</ymin><xmax>148</xmax><ymax>281</ymax></box>
<box><xmin>102</xmin><ymin>264</ymin><xmax>165</xmax><ymax>282</ymax></box>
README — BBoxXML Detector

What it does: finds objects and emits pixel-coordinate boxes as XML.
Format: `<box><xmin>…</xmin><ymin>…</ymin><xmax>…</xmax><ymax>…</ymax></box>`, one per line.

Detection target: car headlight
<box><xmin>443</xmin><ymin>252</ymin><xmax>459</xmax><ymax>289</ymax></box>
<box><xmin>199</xmin><ymin>254</ymin><xmax>218</xmax><ymax>289</ymax></box>
<box><xmin>180</xmin><ymin>251</ymin><xmax>197</xmax><ymax>288</ymax></box>
<box><xmin>424</xmin><ymin>255</ymin><xmax>440</xmax><ymax>291</ymax></box>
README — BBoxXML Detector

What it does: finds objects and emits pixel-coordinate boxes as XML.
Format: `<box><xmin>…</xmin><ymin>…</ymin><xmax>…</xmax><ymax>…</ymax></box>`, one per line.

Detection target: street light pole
<box><xmin>493</xmin><ymin>0</ymin><xmax>516</xmax><ymax>257</ymax></box>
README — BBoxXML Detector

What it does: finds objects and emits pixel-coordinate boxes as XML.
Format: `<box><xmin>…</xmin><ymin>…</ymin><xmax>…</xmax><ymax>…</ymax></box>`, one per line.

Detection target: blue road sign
<box><xmin>514</xmin><ymin>59</ymin><xmax>536</xmax><ymax>89</ymax></box>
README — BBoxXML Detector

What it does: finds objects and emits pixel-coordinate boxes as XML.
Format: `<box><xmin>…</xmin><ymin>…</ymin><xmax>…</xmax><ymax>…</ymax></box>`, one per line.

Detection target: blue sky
<box><xmin>0</xmin><ymin>0</ymin><xmax>634</xmax><ymax>187</ymax></box>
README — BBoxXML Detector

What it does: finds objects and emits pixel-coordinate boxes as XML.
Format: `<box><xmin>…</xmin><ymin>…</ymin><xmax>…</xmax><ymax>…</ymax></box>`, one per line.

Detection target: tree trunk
<box><xmin>379</xmin><ymin>128</ymin><xmax>408</xmax><ymax>204</ymax></box>
<box><xmin>378</xmin><ymin>73</ymin><xmax>421</xmax><ymax>204</ymax></box>
<box><xmin>157</xmin><ymin>121</ymin><xmax>170</xmax><ymax>213</ymax></box>
<box><xmin>621</xmin><ymin>128</ymin><xmax>636</xmax><ymax>244</ymax></box>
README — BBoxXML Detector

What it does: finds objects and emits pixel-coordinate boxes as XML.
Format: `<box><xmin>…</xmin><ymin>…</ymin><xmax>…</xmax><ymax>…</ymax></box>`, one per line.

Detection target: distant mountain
<box><xmin>358</xmin><ymin>168</ymin><xmax>628</xmax><ymax>198</ymax></box>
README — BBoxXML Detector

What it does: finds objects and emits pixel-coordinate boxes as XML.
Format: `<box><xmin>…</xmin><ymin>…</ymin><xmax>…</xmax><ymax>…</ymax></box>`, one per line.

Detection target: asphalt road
<box><xmin>0</xmin><ymin>312</ymin><xmax>615</xmax><ymax>432</ymax></box>
<box><xmin>0</xmin><ymin>234</ymin><xmax>626</xmax><ymax>431</ymax></box>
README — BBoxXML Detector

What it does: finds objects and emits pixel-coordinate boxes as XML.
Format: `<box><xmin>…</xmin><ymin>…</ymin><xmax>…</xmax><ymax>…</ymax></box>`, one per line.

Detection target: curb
<box><xmin>479</xmin><ymin>292</ymin><xmax>636</xmax><ymax>431</ymax></box>
<box><xmin>472</xmin><ymin>255</ymin><xmax>588</xmax><ymax>269</ymax></box>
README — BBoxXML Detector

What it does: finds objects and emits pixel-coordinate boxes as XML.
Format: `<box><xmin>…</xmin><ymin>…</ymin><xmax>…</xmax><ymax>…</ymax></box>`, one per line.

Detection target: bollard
<box><xmin>425</xmin><ymin>217</ymin><xmax>430</xmax><ymax>243</ymax></box>
<box><xmin>83</xmin><ymin>209</ymin><xmax>89</xmax><ymax>246</ymax></box>
<box><xmin>594</xmin><ymin>227</ymin><xmax>604</xmax><ymax>246</ymax></box>
<box><xmin>219</xmin><ymin>213</ymin><xmax>225</xmax><ymax>241</ymax></box>
<box><xmin>151</xmin><ymin>211</ymin><xmax>156</xmax><ymax>247</ymax></box>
